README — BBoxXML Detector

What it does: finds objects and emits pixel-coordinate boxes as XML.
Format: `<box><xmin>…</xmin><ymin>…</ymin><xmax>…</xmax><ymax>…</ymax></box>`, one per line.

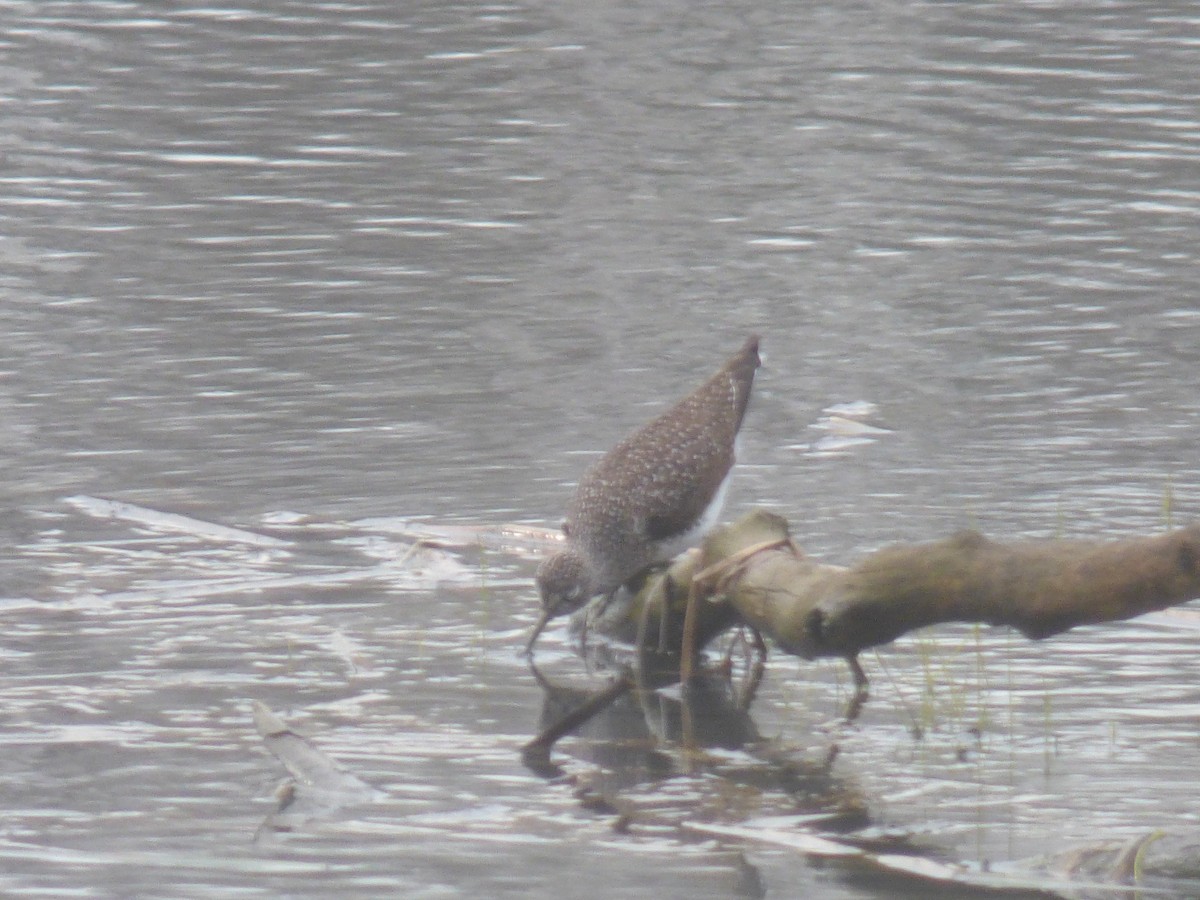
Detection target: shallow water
<box><xmin>3</xmin><ymin>0</ymin><xmax>1200</xmax><ymax>897</ymax></box>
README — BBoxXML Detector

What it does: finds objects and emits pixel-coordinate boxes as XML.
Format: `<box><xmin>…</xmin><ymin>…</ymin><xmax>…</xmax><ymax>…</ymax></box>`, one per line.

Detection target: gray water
<box><xmin>3</xmin><ymin>1</ymin><xmax>1200</xmax><ymax>897</ymax></box>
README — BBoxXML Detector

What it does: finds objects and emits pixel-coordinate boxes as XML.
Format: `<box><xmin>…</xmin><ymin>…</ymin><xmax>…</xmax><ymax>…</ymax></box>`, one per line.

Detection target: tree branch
<box><xmin>623</xmin><ymin>512</ymin><xmax>1200</xmax><ymax>673</ymax></box>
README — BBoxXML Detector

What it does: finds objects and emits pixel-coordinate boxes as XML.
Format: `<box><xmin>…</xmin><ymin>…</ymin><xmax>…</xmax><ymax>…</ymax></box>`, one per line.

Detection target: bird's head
<box><xmin>524</xmin><ymin>549</ymin><xmax>595</xmax><ymax>653</ymax></box>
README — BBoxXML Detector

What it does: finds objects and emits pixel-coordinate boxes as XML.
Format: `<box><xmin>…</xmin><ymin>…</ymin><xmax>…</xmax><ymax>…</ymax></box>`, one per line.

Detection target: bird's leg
<box><xmin>679</xmin><ymin>578</ymin><xmax>702</xmax><ymax>686</ymax></box>
<box><xmin>718</xmin><ymin>624</ymin><xmax>752</xmax><ymax>674</ymax></box>
<box><xmin>592</xmin><ymin>589</ymin><xmax>617</xmax><ymax>619</ymax></box>
<box><xmin>658</xmin><ymin>571</ymin><xmax>678</xmax><ymax>653</ymax></box>
<box><xmin>842</xmin><ymin>653</ymin><xmax>870</xmax><ymax>723</ymax></box>
<box><xmin>734</xmin><ymin>629</ymin><xmax>768</xmax><ymax>711</ymax></box>
<box><xmin>847</xmin><ymin>653</ymin><xmax>868</xmax><ymax>693</ymax></box>
<box><xmin>577</xmin><ymin>589</ymin><xmax>617</xmax><ymax>650</ymax></box>
<box><xmin>635</xmin><ymin>584</ymin><xmax>655</xmax><ymax>665</ymax></box>
<box><xmin>750</xmin><ymin>625</ymin><xmax>768</xmax><ymax>662</ymax></box>
<box><xmin>719</xmin><ymin>623</ymin><xmax>764</xmax><ymax>672</ymax></box>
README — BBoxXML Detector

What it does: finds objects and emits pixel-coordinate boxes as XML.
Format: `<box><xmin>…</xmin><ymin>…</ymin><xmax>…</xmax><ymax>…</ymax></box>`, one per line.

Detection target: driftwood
<box><xmin>615</xmin><ymin>511</ymin><xmax>1200</xmax><ymax>685</ymax></box>
<box><xmin>803</xmin><ymin>523</ymin><xmax>1200</xmax><ymax>655</ymax></box>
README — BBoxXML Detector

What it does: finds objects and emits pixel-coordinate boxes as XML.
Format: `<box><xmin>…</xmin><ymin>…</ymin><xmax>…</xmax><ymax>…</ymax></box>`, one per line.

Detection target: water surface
<box><xmin>3</xmin><ymin>1</ymin><xmax>1200</xmax><ymax>897</ymax></box>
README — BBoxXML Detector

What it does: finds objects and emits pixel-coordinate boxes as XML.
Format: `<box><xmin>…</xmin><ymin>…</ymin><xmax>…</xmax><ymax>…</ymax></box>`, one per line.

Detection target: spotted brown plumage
<box><xmin>526</xmin><ymin>336</ymin><xmax>760</xmax><ymax>652</ymax></box>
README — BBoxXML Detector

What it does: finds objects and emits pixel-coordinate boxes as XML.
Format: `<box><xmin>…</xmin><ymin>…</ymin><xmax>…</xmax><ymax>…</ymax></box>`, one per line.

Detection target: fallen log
<box><xmin>614</xmin><ymin>511</ymin><xmax>1200</xmax><ymax>687</ymax></box>
<box><xmin>797</xmin><ymin>522</ymin><xmax>1200</xmax><ymax>658</ymax></box>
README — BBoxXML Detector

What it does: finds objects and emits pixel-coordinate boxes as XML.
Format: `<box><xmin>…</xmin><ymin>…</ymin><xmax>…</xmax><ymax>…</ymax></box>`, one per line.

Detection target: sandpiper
<box><xmin>525</xmin><ymin>335</ymin><xmax>761</xmax><ymax>652</ymax></box>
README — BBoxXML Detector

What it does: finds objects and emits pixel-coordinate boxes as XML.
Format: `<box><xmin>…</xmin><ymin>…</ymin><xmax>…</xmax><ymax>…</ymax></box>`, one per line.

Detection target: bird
<box><xmin>524</xmin><ymin>335</ymin><xmax>761</xmax><ymax>653</ymax></box>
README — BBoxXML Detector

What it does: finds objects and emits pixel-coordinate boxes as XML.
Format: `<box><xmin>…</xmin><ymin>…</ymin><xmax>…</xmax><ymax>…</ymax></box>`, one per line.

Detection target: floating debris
<box><xmin>252</xmin><ymin>701</ymin><xmax>381</xmax><ymax>840</ymax></box>
<box><xmin>805</xmin><ymin>401</ymin><xmax>893</xmax><ymax>457</ymax></box>
<box><xmin>814</xmin><ymin>402</ymin><xmax>892</xmax><ymax>435</ymax></box>
<box><xmin>349</xmin><ymin>516</ymin><xmax>561</xmax><ymax>556</ymax></box>
<box><xmin>823</xmin><ymin>400</ymin><xmax>883</xmax><ymax>420</ymax></box>
<box><xmin>64</xmin><ymin>495</ymin><xmax>290</xmax><ymax>549</ymax></box>
<box><xmin>681</xmin><ymin>821</ymin><xmax>1118</xmax><ymax>897</ymax></box>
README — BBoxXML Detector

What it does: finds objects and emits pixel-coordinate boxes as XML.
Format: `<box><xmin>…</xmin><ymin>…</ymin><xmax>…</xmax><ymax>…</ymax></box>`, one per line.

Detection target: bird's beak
<box><xmin>522</xmin><ymin>606</ymin><xmax>554</xmax><ymax>655</ymax></box>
